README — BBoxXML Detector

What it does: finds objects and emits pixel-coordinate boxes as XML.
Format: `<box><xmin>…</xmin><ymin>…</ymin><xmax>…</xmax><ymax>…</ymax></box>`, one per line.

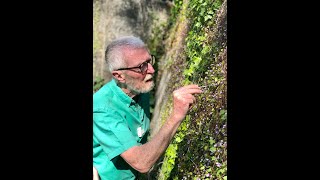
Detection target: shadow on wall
<box><xmin>116</xmin><ymin>0</ymin><xmax>153</xmax><ymax>42</ymax></box>
<box><xmin>117</xmin><ymin>1</ymin><xmax>140</xmax><ymax>28</ymax></box>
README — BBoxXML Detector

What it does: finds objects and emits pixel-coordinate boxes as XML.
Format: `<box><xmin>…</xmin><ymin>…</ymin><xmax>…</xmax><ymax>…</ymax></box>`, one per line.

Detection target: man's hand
<box><xmin>172</xmin><ymin>84</ymin><xmax>202</xmax><ymax>121</ymax></box>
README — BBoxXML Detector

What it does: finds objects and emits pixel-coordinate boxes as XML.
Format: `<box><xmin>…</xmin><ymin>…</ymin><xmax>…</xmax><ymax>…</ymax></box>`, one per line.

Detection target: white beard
<box><xmin>125</xmin><ymin>74</ymin><xmax>155</xmax><ymax>94</ymax></box>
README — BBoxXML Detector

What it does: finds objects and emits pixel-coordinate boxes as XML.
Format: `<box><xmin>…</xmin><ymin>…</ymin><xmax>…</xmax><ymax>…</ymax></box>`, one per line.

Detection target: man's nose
<box><xmin>147</xmin><ymin>63</ymin><xmax>155</xmax><ymax>74</ymax></box>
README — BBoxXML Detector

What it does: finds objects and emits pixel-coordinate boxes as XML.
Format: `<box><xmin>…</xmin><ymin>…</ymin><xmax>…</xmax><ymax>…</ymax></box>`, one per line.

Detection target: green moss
<box><xmin>142</xmin><ymin>0</ymin><xmax>227</xmax><ymax>179</ymax></box>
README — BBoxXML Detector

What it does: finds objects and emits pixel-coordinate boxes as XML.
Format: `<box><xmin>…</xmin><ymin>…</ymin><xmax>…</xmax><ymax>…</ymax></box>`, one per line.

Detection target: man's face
<box><xmin>122</xmin><ymin>47</ymin><xmax>155</xmax><ymax>94</ymax></box>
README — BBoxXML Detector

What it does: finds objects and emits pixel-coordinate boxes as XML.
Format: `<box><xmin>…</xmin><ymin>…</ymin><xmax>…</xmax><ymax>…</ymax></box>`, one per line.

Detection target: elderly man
<box><xmin>93</xmin><ymin>36</ymin><xmax>202</xmax><ymax>180</ymax></box>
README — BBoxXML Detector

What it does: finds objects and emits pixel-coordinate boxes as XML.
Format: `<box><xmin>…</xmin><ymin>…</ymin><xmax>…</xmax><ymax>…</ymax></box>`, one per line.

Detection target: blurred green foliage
<box><xmin>93</xmin><ymin>76</ymin><xmax>104</xmax><ymax>93</ymax></box>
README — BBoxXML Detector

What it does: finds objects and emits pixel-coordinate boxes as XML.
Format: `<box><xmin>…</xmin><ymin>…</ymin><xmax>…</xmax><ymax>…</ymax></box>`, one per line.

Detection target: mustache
<box><xmin>144</xmin><ymin>74</ymin><xmax>153</xmax><ymax>81</ymax></box>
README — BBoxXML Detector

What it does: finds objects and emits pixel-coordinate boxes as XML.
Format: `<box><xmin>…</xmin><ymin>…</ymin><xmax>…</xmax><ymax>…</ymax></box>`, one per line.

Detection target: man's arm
<box><xmin>93</xmin><ymin>166</ymin><xmax>99</xmax><ymax>180</ymax></box>
<box><xmin>121</xmin><ymin>84</ymin><xmax>202</xmax><ymax>173</ymax></box>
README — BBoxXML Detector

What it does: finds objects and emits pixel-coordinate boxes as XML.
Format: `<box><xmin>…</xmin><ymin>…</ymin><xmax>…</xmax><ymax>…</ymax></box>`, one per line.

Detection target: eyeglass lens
<box><xmin>141</xmin><ymin>55</ymin><xmax>155</xmax><ymax>73</ymax></box>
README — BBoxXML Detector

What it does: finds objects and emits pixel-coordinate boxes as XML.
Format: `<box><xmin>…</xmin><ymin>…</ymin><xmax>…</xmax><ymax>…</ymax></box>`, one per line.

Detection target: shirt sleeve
<box><xmin>93</xmin><ymin>108</ymin><xmax>141</xmax><ymax>160</ymax></box>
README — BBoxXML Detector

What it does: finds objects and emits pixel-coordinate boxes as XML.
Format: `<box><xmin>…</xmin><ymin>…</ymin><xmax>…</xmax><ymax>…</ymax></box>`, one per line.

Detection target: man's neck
<box><xmin>121</xmin><ymin>88</ymin><xmax>138</xmax><ymax>98</ymax></box>
<box><xmin>115</xmin><ymin>80</ymin><xmax>140</xmax><ymax>98</ymax></box>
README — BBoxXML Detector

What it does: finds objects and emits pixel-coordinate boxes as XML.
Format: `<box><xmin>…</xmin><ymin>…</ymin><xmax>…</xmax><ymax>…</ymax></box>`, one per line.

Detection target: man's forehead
<box><xmin>122</xmin><ymin>47</ymin><xmax>150</xmax><ymax>65</ymax></box>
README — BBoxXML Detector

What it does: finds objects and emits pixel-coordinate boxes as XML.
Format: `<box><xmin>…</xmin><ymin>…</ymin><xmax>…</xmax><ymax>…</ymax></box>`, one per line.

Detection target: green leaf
<box><xmin>209</xmin><ymin>138</ymin><xmax>215</xmax><ymax>145</ymax></box>
<box><xmin>207</xmin><ymin>10</ymin><xmax>214</xmax><ymax>14</ymax></box>
<box><xmin>219</xmin><ymin>110</ymin><xmax>226</xmax><ymax>115</ymax></box>
<box><xmin>201</xmin><ymin>45</ymin><xmax>210</xmax><ymax>54</ymax></box>
<box><xmin>204</xmin><ymin>15</ymin><xmax>213</xmax><ymax>21</ymax></box>
<box><xmin>210</xmin><ymin>146</ymin><xmax>216</xmax><ymax>152</ymax></box>
<box><xmin>217</xmin><ymin>168</ymin><xmax>225</xmax><ymax>176</ymax></box>
<box><xmin>195</xmin><ymin>22</ymin><xmax>201</xmax><ymax>27</ymax></box>
<box><xmin>200</xmin><ymin>8</ymin><xmax>205</xmax><ymax>16</ymax></box>
<box><xmin>176</xmin><ymin>136</ymin><xmax>182</xmax><ymax>143</ymax></box>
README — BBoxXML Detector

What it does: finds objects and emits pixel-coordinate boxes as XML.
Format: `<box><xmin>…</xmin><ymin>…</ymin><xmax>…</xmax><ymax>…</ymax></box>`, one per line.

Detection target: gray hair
<box><xmin>105</xmin><ymin>36</ymin><xmax>147</xmax><ymax>72</ymax></box>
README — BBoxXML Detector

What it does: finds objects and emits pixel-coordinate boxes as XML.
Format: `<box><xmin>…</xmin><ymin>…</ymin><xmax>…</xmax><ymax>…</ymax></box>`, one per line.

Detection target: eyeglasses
<box><xmin>117</xmin><ymin>55</ymin><xmax>155</xmax><ymax>74</ymax></box>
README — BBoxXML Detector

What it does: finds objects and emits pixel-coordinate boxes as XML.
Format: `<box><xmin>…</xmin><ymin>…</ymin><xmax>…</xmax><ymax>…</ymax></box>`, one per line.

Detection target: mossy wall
<box><xmin>149</xmin><ymin>0</ymin><xmax>227</xmax><ymax>179</ymax></box>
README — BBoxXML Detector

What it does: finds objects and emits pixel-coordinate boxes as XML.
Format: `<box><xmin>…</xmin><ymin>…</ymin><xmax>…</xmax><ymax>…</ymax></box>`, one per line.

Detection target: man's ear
<box><xmin>112</xmin><ymin>70</ymin><xmax>126</xmax><ymax>83</ymax></box>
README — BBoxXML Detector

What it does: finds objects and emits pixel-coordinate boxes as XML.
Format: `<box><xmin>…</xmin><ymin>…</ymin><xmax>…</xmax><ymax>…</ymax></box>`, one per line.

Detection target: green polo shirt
<box><xmin>93</xmin><ymin>79</ymin><xmax>150</xmax><ymax>180</ymax></box>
